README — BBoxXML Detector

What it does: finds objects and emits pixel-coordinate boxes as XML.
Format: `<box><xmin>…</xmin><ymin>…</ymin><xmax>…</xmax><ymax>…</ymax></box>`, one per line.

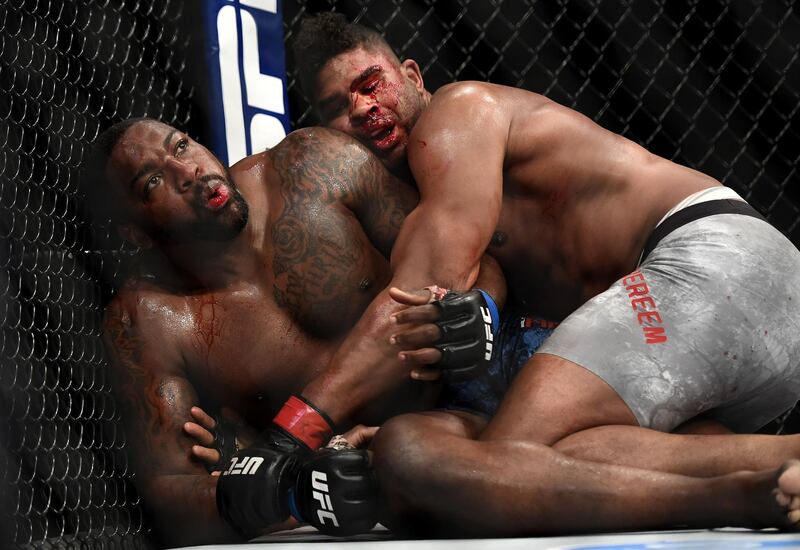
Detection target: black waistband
<box><xmin>640</xmin><ymin>198</ymin><xmax>765</xmax><ymax>263</ymax></box>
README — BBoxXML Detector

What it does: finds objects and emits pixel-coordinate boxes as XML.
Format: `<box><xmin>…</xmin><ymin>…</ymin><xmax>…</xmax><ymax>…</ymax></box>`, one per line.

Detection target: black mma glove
<box><xmin>216</xmin><ymin>395</ymin><xmax>336</xmax><ymax>534</ymax></box>
<box><xmin>292</xmin><ymin>448</ymin><xmax>378</xmax><ymax>536</ymax></box>
<box><xmin>432</xmin><ymin>289</ymin><xmax>500</xmax><ymax>382</ymax></box>
<box><xmin>215</xmin><ymin>427</ymin><xmax>302</xmax><ymax>533</ymax></box>
<box><xmin>209</xmin><ymin>412</ymin><xmax>238</xmax><ymax>473</ymax></box>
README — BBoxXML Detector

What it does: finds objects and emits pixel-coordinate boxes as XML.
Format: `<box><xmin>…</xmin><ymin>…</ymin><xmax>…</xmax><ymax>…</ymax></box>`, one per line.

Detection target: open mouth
<box><xmin>371</xmin><ymin>125</ymin><xmax>397</xmax><ymax>150</ymax></box>
<box><xmin>370</xmin><ymin>125</ymin><xmax>392</xmax><ymax>140</ymax></box>
<box><xmin>204</xmin><ymin>181</ymin><xmax>230</xmax><ymax>211</ymax></box>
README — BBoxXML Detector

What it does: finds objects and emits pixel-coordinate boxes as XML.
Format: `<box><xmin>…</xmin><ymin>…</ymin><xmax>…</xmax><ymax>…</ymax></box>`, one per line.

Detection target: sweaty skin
<box><xmin>101</xmin><ymin>120</ymin><xmax>506</xmax><ymax>546</ymax></box>
<box><xmin>305</xmin><ymin>41</ymin><xmax>800</xmax><ymax>534</ymax></box>
<box><xmin>102</xmin><ymin>122</ymin><xmax>431</xmax><ymax>546</ymax></box>
<box><xmin>396</xmin><ymin>81</ymin><xmax>720</xmax><ymax>318</ymax></box>
<box><xmin>309</xmin><ymin>50</ymin><xmax>717</xmax><ymax>421</ymax></box>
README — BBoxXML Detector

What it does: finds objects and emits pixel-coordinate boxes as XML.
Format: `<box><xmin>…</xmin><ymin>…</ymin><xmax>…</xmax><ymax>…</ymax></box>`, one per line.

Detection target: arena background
<box><xmin>1</xmin><ymin>0</ymin><xmax>798</xmax><ymax>548</ymax></box>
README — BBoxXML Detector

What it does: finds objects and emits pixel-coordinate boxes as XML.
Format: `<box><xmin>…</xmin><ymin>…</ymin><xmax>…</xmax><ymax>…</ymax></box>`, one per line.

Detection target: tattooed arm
<box><xmin>268</xmin><ymin>128</ymin><xmax>418</xmax><ymax>338</ymax></box>
<box><xmin>280</xmin><ymin>129</ymin><xmax>503</xmax><ymax>300</ymax></box>
<box><xmin>268</xmin><ymin>128</ymin><xmax>505</xmax><ymax>422</ymax></box>
<box><xmin>102</xmin><ymin>288</ymin><xmax>242</xmax><ymax>547</ymax></box>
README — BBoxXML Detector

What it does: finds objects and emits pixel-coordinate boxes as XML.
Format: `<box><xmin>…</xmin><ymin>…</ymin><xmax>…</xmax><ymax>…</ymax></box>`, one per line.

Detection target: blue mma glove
<box><xmin>431</xmin><ymin>289</ymin><xmax>500</xmax><ymax>382</ymax></box>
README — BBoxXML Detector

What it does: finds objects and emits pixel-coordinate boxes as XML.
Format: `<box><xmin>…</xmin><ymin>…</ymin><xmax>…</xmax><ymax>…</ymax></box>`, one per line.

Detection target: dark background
<box><xmin>0</xmin><ymin>1</ymin><xmax>797</xmax><ymax>547</ymax></box>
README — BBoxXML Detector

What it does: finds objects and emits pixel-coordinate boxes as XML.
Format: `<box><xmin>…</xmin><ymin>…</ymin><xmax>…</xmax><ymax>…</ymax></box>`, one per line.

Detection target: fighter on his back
<box><xmin>90</xmin><ymin>118</ymin><xmax>457</xmax><ymax>546</ymax></box>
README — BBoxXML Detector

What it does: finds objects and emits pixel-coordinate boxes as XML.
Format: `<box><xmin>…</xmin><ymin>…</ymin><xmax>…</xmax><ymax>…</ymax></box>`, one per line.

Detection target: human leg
<box><xmin>473</xmin><ymin>343</ymin><xmax>800</xmax><ymax>476</ymax></box>
<box><xmin>372</xmin><ymin>411</ymin><xmax>800</xmax><ymax>536</ymax></box>
<box><xmin>477</xmin><ymin>352</ymin><xmax>638</xmax><ymax>445</ymax></box>
<box><xmin>554</xmin><ymin>424</ymin><xmax>800</xmax><ymax>477</ymax></box>
<box><xmin>479</xmin><ymin>213</ymin><xmax>800</xmax><ymax>473</ymax></box>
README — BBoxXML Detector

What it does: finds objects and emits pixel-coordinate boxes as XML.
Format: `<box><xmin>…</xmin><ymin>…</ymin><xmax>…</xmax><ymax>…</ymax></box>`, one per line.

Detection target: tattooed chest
<box><xmin>270</xmin><ymin>211</ymin><xmax>390</xmax><ymax>336</ymax></box>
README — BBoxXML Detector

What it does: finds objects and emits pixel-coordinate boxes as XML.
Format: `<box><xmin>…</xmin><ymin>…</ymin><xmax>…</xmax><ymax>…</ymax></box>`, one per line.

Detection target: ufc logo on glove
<box><xmin>222</xmin><ymin>456</ymin><xmax>265</xmax><ymax>476</ymax></box>
<box><xmin>481</xmin><ymin>305</ymin><xmax>494</xmax><ymax>360</ymax></box>
<box><xmin>311</xmin><ymin>470</ymin><xmax>340</xmax><ymax>527</ymax></box>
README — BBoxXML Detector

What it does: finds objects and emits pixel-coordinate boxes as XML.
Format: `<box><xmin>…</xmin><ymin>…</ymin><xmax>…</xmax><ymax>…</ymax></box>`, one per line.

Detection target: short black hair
<box><xmin>82</xmin><ymin>117</ymin><xmax>154</xmax><ymax>226</ymax></box>
<box><xmin>291</xmin><ymin>12</ymin><xmax>398</xmax><ymax>100</ymax></box>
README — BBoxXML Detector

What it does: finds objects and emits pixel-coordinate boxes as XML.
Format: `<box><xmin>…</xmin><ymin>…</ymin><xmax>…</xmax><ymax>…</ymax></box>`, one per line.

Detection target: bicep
<box><xmin>103</xmin><ymin>307</ymin><xmax>204</xmax><ymax>479</ymax></box>
<box><xmin>332</xmin><ymin>133</ymin><xmax>419</xmax><ymax>258</ymax></box>
<box><xmin>392</xmin><ymin>92</ymin><xmax>507</xmax><ymax>289</ymax></box>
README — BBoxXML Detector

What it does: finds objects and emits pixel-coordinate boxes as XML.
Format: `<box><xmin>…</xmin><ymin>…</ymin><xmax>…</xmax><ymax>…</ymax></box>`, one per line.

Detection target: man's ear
<box><xmin>401</xmin><ymin>59</ymin><xmax>425</xmax><ymax>92</ymax></box>
<box><xmin>118</xmin><ymin>223</ymin><xmax>153</xmax><ymax>249</ymax></box>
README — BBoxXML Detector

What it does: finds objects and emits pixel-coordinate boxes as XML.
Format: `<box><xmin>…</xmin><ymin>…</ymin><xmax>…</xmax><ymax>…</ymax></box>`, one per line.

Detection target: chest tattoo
<box><xmin>270</xmin><ymin>136</ymin><xmax>369</xmax><ymax>334</ymax></box>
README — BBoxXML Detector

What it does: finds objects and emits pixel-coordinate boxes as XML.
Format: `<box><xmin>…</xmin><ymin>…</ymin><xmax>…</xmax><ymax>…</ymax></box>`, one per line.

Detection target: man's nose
<box><xmin>349</xmin><ymin>92</ymin><xmax>378</xmax><ymax>125</ymax></box>
<box><xmin>167</xmin><ymin>157</ymin><xmax>198</xmax><ymax>191</ymax></box>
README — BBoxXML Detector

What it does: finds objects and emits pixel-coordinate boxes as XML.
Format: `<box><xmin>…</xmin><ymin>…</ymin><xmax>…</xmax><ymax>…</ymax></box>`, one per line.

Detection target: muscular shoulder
<box><xmin>107</xmin><ymin>279</ymin><xmax>189</xmax><ymax>327</ymax></box>
<box><xmin>435</xmin><ymin>81</ymin><xmax>499</xmax><ymax>101</ymax></box>
<box><xmin>425</xmin><ymin>81</ymin><xmax>550</xmax><ymax>125</ymax></box>
<box><xmin>270</xmin><ymin>127</ymin><xmax>379</xmax><ymax>189</ymax></box>
<box><xmin>269</xmin><ymin>127</ymin><xmax>415</xmax><ymax>214</ymax></box>
<box><xmin>103</xmin><ymin>281</ymin><xmax>189</xmax><ymax>371</ymax></box>
<box><xmin>437</xmin><ymin>81</ymin><xmax>547</xmax><ymax>103</ymax></box>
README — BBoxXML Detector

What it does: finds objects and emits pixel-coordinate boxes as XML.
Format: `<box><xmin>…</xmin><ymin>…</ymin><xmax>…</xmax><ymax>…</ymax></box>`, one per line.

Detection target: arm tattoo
<box><xmin>269</xmin><ymin>129</ymin><xmax>416</xmax><ymax>333</ymax></box>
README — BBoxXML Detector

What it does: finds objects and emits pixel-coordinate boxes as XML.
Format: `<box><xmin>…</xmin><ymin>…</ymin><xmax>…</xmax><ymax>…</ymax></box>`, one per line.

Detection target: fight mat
<box><xmin>178</xmin><ymin>526</ymin><xmax>800</xmax><ymax>549</ymax></box>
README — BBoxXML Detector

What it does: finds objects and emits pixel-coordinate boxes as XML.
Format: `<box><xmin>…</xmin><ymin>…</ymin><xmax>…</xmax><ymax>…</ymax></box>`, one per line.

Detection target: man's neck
<box><xmin>142</xmin><ymin>230</ymin><xmax>260</xmax><ymax>291</ymax></box>
<box><xmin>165</xmin><ymin>169</ymin><xmax>268</xmax><ymax>290</ymax></box>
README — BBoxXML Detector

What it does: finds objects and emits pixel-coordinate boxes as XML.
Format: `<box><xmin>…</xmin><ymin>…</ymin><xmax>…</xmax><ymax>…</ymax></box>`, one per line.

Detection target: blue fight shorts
<box><xmin>437</xmin><ymin>309</ymin><xmax>557</xmax><ymax>418</ymax></box>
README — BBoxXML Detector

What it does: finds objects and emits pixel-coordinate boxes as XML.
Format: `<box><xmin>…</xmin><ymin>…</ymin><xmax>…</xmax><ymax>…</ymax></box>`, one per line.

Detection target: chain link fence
<box><xmin>1</xmin><ymin>0</ymin><xmax>799</xmax><ymax>548</ymax></box>
<box><xmin>0</xmin><ymin>0</ymin><xmax>194</xmax><ymax>547</ymax></box>
<box><xmin>284</xmin><ymin>0</ymin><xmax>800</xmax><ymax>243</ymax></box>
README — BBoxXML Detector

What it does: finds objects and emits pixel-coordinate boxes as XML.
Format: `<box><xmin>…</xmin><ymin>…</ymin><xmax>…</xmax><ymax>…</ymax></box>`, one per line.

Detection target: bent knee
<box><xmin>372</xmin><ymin>412</ymin><xmax>470</xmax><ymax>493</ymax></box>
<box><xmin>372</xmin><ymin>411</ymin><xmax>483</xmax><ymax>476</ymax></box>
<box><xmin>372</xmin><ymin>414</ymin><xmax>433</xmax><ymax>480</ymax></box>
<box><xmin>372</xmin><ymin>412</ymin><xmax>490</xmax><ymax>536</ymax></box>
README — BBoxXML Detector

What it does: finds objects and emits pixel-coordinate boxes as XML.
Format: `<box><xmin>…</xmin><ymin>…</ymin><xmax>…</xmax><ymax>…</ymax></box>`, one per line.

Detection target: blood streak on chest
<box><xmin>191</xmin><ymin>294</ymin><xmax>225</xmax><ymax>364</ymax></box>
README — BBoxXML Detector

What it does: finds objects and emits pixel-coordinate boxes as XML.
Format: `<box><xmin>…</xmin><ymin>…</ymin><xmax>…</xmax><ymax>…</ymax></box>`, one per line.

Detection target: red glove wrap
<box><xmin>272</xmin><ymin>395</ymin><xmax>334</xmax><ymax>451</ymax></box>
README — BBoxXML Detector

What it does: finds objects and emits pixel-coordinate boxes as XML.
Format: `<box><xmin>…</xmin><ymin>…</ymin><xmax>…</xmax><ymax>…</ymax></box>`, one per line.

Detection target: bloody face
<box><xmin>313</xmin><ymin>46</ymin><xmax>426</xmax><ymax>171</ymax></box>
<box><xmin>105</xmin><ymin>120</ymin><xmax>249</xmax><ymax>246</ymax></box>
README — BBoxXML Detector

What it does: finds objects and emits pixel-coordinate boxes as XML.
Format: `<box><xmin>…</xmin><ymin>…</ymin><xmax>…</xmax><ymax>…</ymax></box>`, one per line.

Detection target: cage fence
<box><xmin>1</xmin><ymin>0</ymin><xmax>193</xmax><ymax>547</ymax></box>
<box><xmin>1</xmin><ymin>0</ymin><xmax>798</xmax><ymax>547</ymax></box>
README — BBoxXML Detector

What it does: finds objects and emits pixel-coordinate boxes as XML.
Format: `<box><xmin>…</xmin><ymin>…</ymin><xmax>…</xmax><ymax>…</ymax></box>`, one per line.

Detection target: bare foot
<box><xmin>775</xmin><ymin>459</ymin><xmax>800</xmax><ymax>526</ymax></box>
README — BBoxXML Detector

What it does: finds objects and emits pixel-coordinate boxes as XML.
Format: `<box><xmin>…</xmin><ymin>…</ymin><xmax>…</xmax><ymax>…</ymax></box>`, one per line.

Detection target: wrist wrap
<box><xmin>273</xmin><ymin>395</ymin><xmax>335</xmax><ymax>451</ymax></box>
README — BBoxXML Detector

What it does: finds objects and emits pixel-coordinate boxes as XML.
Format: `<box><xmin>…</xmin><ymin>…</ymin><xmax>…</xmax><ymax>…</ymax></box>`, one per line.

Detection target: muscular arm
<box><xmin>274</xmin><ymin>126</ymin><xmax>504</xmax><ymax>303</ymax></box>
<box><xmin>392</xmin><ymin>83</ymin><xmax>508</xmax><ymax>290</ymax></box>
<box><xmin>269</xmin><ymin>128</ymin><xmax>418</xmax><ymax>337</ymax></box>
<box><xmin>103</xmin><ymin>291</ymin><xmax>241</xmax><ymax>547</ymax></box>
<box><xmin>299</xmin><ymin>88</ymin><xmax>510</xmax><ymax>422</ymax></box>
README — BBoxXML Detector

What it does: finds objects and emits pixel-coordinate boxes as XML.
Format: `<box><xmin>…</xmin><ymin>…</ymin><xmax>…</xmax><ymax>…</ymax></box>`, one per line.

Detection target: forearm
<box><xmin>299</xmin><ymin>227</ymin><xmax>497</xmax><ymax>425</ymax></box>
<box><xmin>142</xmin><ymin>474</ymin><xmax>243</xmax><ymax>546</ymax></box>
<box><xmin>301</xmin><ymin>287</ymin><xmax>404</xmax><ymax>424</ymax></box>
<box><xmin>389</xmin><ymin>205</ymin><xmax>485</xmax><ymax>292</ymax></box>
<box><xmin>294</xmin><ymin>208</ymin><xmax>495</xmax><ymax>427</ymax></box>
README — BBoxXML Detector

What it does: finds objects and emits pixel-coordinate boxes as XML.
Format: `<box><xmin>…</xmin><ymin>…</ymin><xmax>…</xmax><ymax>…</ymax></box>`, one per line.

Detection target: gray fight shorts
<box><xmin>537</xmin><ymin>199</ymin><xmax>800</xmax><ymax>432</ymax></box>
